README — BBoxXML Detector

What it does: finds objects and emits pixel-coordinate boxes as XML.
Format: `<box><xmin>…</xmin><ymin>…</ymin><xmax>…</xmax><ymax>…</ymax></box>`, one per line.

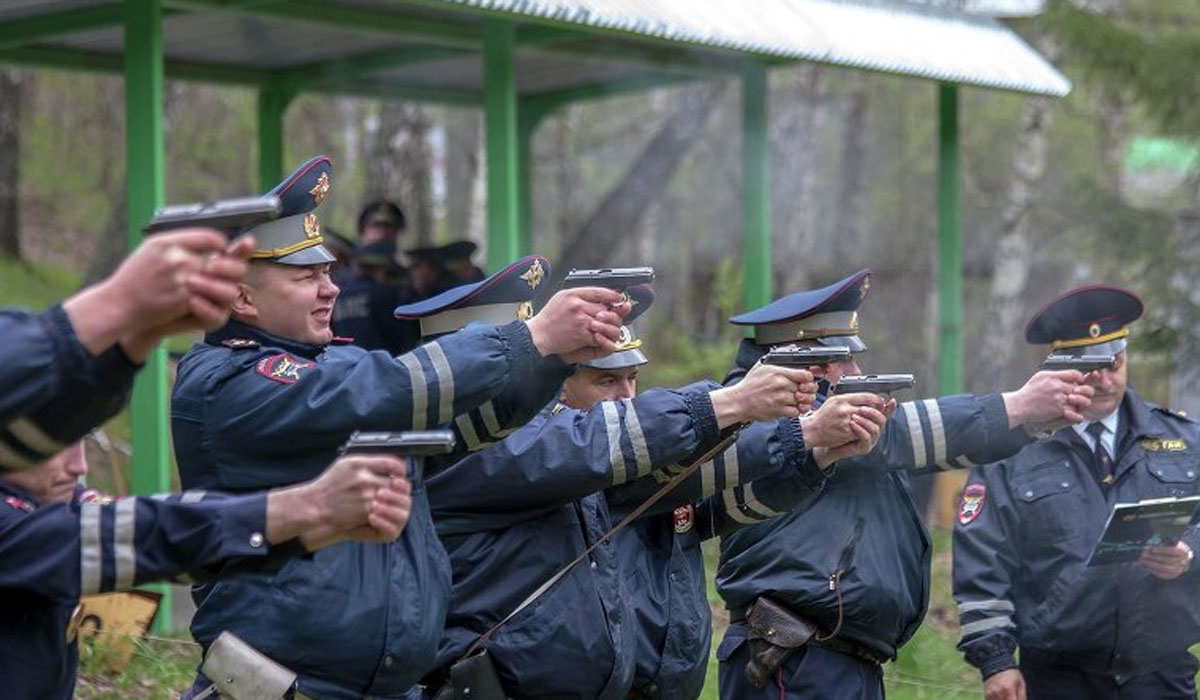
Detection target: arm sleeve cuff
<box><xmin>981</xmin><ymin>393</ymin><xmax>1034</xmax><ymax>454</ymax></box>
<box><xmin>40</xmin><ymin>303</ymin><xmax>91</xmax><ymax>375</ymax></box>
<box><xmin>683</xmin><ymin>386</ymin><xmax>721</xmax><ymax>448</ymax></box>
<box><xmin>500</xmin><ymin>321</ymin><xmax>538</xmax><ymax>384</ymax></box>
<box><xmin>783</xmin><ymin>419</ymin><xmax>824</xmax><ymax>490</ymax></box>
<box><xmin>978</xmin><ymin>651</ymin><xmax>1019</xmax><ymax>680</ymax></box>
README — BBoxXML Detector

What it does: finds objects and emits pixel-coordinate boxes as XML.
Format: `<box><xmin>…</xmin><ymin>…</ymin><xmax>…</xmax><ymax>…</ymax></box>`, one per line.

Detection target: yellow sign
<box><xmin>71</xmin><ymin>591</ymin><xmax>162</xmax><ymax>672</ymax></box>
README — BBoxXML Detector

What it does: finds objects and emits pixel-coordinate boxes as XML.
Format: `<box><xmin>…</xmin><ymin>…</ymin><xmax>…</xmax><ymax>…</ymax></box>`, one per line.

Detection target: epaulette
<box><xmin>3</xmin><ymin>495</ymin><xmax>34</xmax><ymax>512</ymax></box>
<box><xmin>1153</xmin><ymin>405</ymin><xmax>1194</xmax><ymax>423</ymax></box>
<box><xmin>551</xmin><ymin>402</ymin><xmax>567</xmax><ymax>415</ymax></box>
<box><xmin>221</xmin><ymin>338</ymin><xmax>260</xmax><ymax>350</ymax></box>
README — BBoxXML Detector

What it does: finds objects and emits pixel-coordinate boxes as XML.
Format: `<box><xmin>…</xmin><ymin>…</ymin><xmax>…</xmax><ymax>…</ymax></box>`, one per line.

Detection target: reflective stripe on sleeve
<box><xmin>923</xmin><ymin>399</ymin><xmax>947</xmax><ymax>465</ymax></box>
<box><xmin>602</xmin><ymin>401</ymin><xmax>627</xmax><ymax>485</ymax></box>
<box><xmin>180</xmin><ymin>491</ymin><xmax>207</xmax><ymax>504</ymax></box>
<box><xmin>742</xmin><ymin>483</ymin><xmax>783</xmax><ymax>519</ymax></box>
<box><xmin>722</xmin><ymin>489</ymin><xmax>757</xmax><ymax>525</ymax></box>
<box><xmin>425</xmin><ymin>342</ymin><xmax>456</xmax><ymax>424</ymax></box>
<box><xmin>901</xmin><ymin>402</ymin><xmax>927</xmax><ymax>466</ymax></box>
<box><xmin>959</xmin><ymin>616</ymin><xmax>1014</xmax><ymax>639</ymax></box>
<box><xmin>113</xmin><ymin>497</ymin><xmax>137</xmax><ymax>590</ymax></box>
<box><xmin>958</xmin><ymin>599</ymin><xmax>1015</xmax><ymax>615</ymax></box>
<box><xmin>621</xmin><ymin>399</ymin><xmax>652</xmax><ymax>478</ymax></box>
<box><xmin>397</xmin><ymin>352</ymin><xmax>429</xmax><ymax>429</ymax></box>
<box><xmin>79</xmin><ymin>502</ymin><xmax>102</xmax><ymax>595</ymax></box>
<box><xmin>455</xmin><ymin>414</ymin><xmax>482</xmax><ymax>451</ymax></box>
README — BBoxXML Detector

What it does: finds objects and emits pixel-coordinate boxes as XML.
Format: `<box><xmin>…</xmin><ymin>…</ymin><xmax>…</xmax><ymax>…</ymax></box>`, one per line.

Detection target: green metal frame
<box><xmin>483</xmin><ymin>19</ymin><xmax>520</xmax><ymax>271</ymax></box>
<box><xmin>124</xmin><ymin>0</ymin><xmax>173</xmax><ymax>633</ymax></box>
<box><xmin>0</xmin><ymin>3</ymin><xmax>1001</xmax><ymax>628</ymax></box>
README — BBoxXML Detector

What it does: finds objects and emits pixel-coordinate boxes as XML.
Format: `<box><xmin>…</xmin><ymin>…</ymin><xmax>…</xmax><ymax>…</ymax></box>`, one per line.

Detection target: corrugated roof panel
<box><xmin>418</xmin><ymin>0</ymin><xmax>1071</xmax><ymax>96</ymax></box>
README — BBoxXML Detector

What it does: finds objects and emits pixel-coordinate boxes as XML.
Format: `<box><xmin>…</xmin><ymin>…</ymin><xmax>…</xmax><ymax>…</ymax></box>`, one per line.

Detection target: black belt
<box><xmin>728</xmin><ymin>606</ymin><xmax>888</xmax><ymax>666</ymax></box>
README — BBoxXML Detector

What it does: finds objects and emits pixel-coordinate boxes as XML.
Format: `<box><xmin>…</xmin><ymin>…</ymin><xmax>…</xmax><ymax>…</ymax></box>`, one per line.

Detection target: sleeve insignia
<box><xmin>4</xmin><ymin>495</ymin><xmax>34</xmax><ymax>512</ymax></box>
<box><xmin>958</xmin><ymin>483</ymin><xmax>986</xmax><ymax>525</ymax></box>
<box><xmin>221</xmin><ymin>338</ymin><xmax>261</xmax><ymax>350</ymax></box>
<box><xmin>673</xmin><ymin>504</ymin><xmax>695</xmax><ymax>534</ymax></box>
<box><xmin>256</xmin><ymin>353</ymin><xmax>316</xmax><ymax>384</ymax></box>
<box><xmin>1141</xmin><ymin>437</ymin><xmax>1187</xmax><ymax>452</ymax></box>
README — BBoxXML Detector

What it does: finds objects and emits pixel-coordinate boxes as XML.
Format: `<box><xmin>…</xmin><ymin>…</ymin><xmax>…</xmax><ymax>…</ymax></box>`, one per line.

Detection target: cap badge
<box><xmin>860</xmin><ymin>278</ymin><xmax>871</xmax><ymax>297</ymax></box>
<box><xmin>308</xmin><ymin>172</ymin><xmax>331</xmax><ymax>204</ymax></box>
<box><xmin>303</xmin><ymin>213</ymin><xmax>320</xmax><ymax>240</ymax></box>
<box><xmin>1089</xmin><ymin>323</ymin><xmax>1101</xmax><ymax>338</ymax></box>
<box><xmin>520</xmin><ymin>260</ymin><xmax>545</xmax><ymax>289</ymax></box>
<box><xmin>849</xmin><ymin>312</ymin><xmax>859</xmax><ymax>332</ymax></box>
<box><xmin>516</xmin><ymin>301</ymin><xmax>534</xmax><ymax>321</ymax></box>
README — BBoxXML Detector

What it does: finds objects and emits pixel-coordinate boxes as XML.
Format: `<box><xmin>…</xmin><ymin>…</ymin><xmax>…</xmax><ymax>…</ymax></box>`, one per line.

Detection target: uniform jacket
<box><xmin>601</xmin><ymin>415</ymin><xmax>815</xmax><ymax>700</ymax></box>
<box><xmin>330</xmin><ymin>269</ymin><xmax>420</xmax><ymax>355</ymax></box>
<box><xmin>715</xmin><ymin>341</ymin><xmax>1032</xmax><ymax>662</ymax></box>
<box><xmin>172</xmin><ymin>318</ymin><xmax>558</xmax><ymax>700</ymax></box>
<box><xmin>0</xmin><ymin>306</ymin><xmax>137</xmax><ymax>471</ymax></box>
<box><xmin>953</xmin><ymin>390</ymin><xmax>1200</xmax><ymax>683</ymax></box>
<box><xmin>0</xmin><ymin>479</ymin><xmax>285</xmax><ymax>700</ymax></box>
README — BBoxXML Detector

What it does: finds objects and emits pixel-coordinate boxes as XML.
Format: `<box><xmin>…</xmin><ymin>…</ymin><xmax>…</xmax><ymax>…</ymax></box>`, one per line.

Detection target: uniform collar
<box><xmin>205</xmin><ymin>319</ymin><xmax>325</xmax><ymax>359</ymax></box>
<box><xmin>0</xmin><ymin>478</ymin><xmax>42</xmax><ymax>510</ymax></box>
<box><xmin>1052</xmin><ymin>388</ymin><xmax>1154</xmax><ymax>449</ymax></box>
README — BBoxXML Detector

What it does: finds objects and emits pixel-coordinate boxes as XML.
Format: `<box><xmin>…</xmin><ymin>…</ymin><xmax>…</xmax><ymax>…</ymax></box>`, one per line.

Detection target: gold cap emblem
<box><xmin>516</xmin><ymin>301</ymin><xmax>534</xmax><ymax>321</ymax></box>
<box><xmin>1089</xmin><ymin>323</ymin><xmax>1101</xmax><ymax>338</ymax></box>
<box><xmin>520</xmin><ymin>260</ymin><xmax>545</xmax><ymax>289</ymax></box>
<box><xmin>308</xmin><ymin>172</ymin><xmax>331</xmax><ymax>205</ymax></box>
<box><xmin>304</xmin><ymin>213</ymin><xmax>321</xmax><ymax>239</ymax></box>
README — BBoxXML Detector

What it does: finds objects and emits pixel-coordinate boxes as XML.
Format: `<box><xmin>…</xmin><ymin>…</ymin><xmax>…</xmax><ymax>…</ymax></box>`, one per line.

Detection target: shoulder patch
<box><xmin>221</xmin><ymin>338</ymin><xmax>260</xmax><ymax>350</ymax></box>
<box><xmin>256</xmin><ymin>353</ymin><xmax>316</xmax><ymax>384</ymax></box>
<box><xmin>4</xmin><ymin>495</ymin><xmax>33</xmax><ymax>512</ymax></box>
<box><xmin>673</xmin><ymin>505</ymin><xmax>694</xmax><ymax>534</ymax></box>
<box><xmin>958</xmin><ymin>483</ymin><xmax>986</xmax><ymax>526</ymax></box>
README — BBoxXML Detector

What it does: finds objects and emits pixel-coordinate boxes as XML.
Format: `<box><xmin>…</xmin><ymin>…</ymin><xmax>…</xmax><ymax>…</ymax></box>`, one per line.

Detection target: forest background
<box><xmin>5</xmin><ymin>0</ymin><xmax>1200</xmax><ymax>697</ymax></box>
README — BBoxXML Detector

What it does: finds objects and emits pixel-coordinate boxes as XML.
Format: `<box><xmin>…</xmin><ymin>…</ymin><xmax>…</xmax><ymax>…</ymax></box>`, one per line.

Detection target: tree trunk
<box><xmin>366</xmin><ymin>103</ymin><xmax>435</xmax><ymax>244</ymax></box>
<box><xmin>0</xmin><ymin>68</ymin><xmax>26</xmax><ymax>260</ymax></box>
<box><xmin>830</xmin><ymin>72</ymin><xmax>870</xmax><ymax>271</ymax></box>
<box><xmin>443</xmin><ymin>109</ymin><xmax>482</xmax><ymax>240</ymax></box>
<box><xmin>974</xmin><ymin>94</ymin><xmax>1054</xmax><ymax>390</ymax></box>
<box><xmin>556</xmin><ymin>83</ymin><xmax>727</xmax><ymax>272</ymax></box>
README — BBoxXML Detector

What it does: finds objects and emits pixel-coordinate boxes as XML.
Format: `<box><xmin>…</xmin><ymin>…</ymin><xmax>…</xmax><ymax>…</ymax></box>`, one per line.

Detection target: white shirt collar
<box><xmin>1072</xmin><ymin>408</ymin><xmax>1120</xmax><ymax>456</ymax></box>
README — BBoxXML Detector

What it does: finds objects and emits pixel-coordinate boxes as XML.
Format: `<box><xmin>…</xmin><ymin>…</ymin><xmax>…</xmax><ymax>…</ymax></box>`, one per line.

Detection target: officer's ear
<box><xmin>231</xmin><ymin>282</ymin><xmax>258</xmax><ymax>322</ymax></box>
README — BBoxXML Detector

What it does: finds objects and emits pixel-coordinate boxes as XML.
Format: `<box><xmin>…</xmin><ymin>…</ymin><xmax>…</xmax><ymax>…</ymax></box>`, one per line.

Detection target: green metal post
<box><xmin>741</xmin><ymin>63</ymin><xmax>771</xmax><ymax>312</ymax></box>
<box><xmin>934</xmin><ymin>82</ymin><xmax>965</xmax><ymax>529</ymax></box>
<box><xmin>125</xmin><ymin>0</ymin><xmax>172</xmax><ymax>632</ymax></box>
<box><xmin>937</xmin><ymin>82</ymin><xmax>963</xmax><ymax>395</ymax></box>
<box><xmin>484</xmin><ymin>19</ymin><xmax>520</xmax><ymax>271</ymax></box>
<box><xmin>516</xmin><ymin>106</ymin><xmax>544</xmax><ymax>256</ymax></box>
<box><xmin>257</xmin><ymin>85</ymin><xmax>293</xmax><ymax>190</ymax></box>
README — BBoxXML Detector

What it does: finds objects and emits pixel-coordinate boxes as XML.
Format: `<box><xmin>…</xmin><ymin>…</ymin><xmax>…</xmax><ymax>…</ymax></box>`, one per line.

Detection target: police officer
<box><xmin>419</xmin><ymin>284</ymin><xmax>884</xmax><ymax>700</ymax></box>
<box><xmin>713</xmin><ymin>269</ymin><xmax>1096</xmax><ymax>700</ymax></box>
<box><xmin>173</xmin><ymin>156</ymin><xmax>629</xmax><ymax>700</ymax></box>
<box><xmin>953</xmin><ymin>285</ymin><xmax>1200</xmax><ymax>700</ymax></box>
<box><xmin>0</xmin><ymin>223</ymin><xmax>416</xmax><ymax>699</ymax></box>
<box><xmin>1</xmin><ymin>440</ymin><xmax>413</xmax><ymax>700</ymax></box>
<box><xmin>592</xmin><ymin>291</ymin><xmax>889</xmax><ymax>700</ymax></box>
<box><xmin>330</xmin><ymin>240</ymin><xmax>421</xmax><ymax>354</ymax></box>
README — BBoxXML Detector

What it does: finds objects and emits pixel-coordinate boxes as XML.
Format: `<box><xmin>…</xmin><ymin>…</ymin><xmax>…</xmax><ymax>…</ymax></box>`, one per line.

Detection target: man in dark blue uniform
<box><xmin>591</xmin><ymin>291</ymin><xmax>890</xmax><ymax>700</ymax></box>
<box><xmin>0</xmin><ymin>222</ymin><xmax>416</xmax><ymax>699</ymax></box>
<box><xmin>330</xmin><ymin>240</ymin><xmax>421</xmax><ymax>354</ymax></box>
<box><xmin>173</xmin><ymin>156</ymin><xmax>630</xmax><ymax>700</ymax></box>
<box><xmin>417</xmin><ymin>284</ymin><xmax>887</xmax><ymax>700</ymax></box>
<box><xmin>953</xmin><ymin>285</ymin><xmax>1200</xmax><ymax>700</ymax></box>
<box><xmin>714</xmin><ymin>269</ymin><xmax>1096</xmax><ymax>700</ymax></box>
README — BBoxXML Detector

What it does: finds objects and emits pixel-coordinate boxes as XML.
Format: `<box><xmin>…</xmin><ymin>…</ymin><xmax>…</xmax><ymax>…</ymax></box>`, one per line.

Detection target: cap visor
<box><xmin>581</xmin><ymin>348</ymin><xmax>649</xmax><ymax>370</ymax></box>
<box><xmin>273</xmin><ymin>244</ymin><xmax>337</xmax><ymax>266</ymax></box>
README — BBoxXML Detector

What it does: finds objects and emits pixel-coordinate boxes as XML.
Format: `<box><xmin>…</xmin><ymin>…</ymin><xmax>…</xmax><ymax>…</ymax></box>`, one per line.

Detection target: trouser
<box><xmin>1021</xmin><ymin>649</ymin><xmax>1199</xmax><ymax>700</ymax></box>
<box><xmin>716</xmin><ymin>621</ymin><xmax>884</xmax><ymax>700</ymax></box>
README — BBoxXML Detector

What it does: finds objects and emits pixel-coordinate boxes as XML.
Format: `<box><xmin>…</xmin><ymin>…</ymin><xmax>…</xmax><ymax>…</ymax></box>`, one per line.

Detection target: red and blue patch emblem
<box><xmin>256</xmin><ymin>354</ymin><xmax>316</xmax><ymax>384</ymax></box>
<box><xmin>673</xmin><ymin>505</ymin><xmax>694</xmax><ymax>534</ymax></box>
<box><xmin>958</xmin><ymin>483</ymin><xmax>987</xmax><ymax>526</ymax></box>
<box><xmin>4</xmin><ymin>495</ymin><xmax>33</xmax><ymax>512</ymax></box>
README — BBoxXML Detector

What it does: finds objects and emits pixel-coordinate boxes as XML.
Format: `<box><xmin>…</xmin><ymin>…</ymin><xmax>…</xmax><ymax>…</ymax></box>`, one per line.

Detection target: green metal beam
<box><xmin>257</xmin><ymin>84</ymin><xmax>295</xmax><ymax>190</ymax></box>
<box><xmin>484</xmin><ymin>19</ymin><xmax>520</xmax><ymax>272</ymax></box>
<box><xmin>516</xmin><ymin>108</ymin><xmax>544</xmax><ymax>256</ymax></box>
<box><xmin>165</xmin><ymin>0</ymin><xmax>482</xmax><ymax>48</ymax></box>
<box><xmin>937</xmin><ymin>82</ymin><xmax>963</xmax><ymax>396</ymax></box>
<box><xmin>124</xmin><ymin>0</ymin><xmax>172</xmax><ymax>634</ymax></box>
<box><xmin>274</xmin><ymin>45</ymin><xmax>472</xmax><ymax>93</ymax></box>
<box><xmin>0</xmin><ymin>3</ymin><xmax>123</xmax><ymax>52</ymax></box>
<box><xmin>741</xmin><ymin>63</ymin><xmax>771</xmax><ymax>313</ymax></box>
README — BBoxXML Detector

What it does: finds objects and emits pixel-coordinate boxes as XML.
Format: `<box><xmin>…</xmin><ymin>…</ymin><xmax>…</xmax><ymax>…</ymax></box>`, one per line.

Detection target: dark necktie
<box><xmin>1086</xmin><ymin>421</ymin><xmax>1115</xmax><ymax>487</ymax></box>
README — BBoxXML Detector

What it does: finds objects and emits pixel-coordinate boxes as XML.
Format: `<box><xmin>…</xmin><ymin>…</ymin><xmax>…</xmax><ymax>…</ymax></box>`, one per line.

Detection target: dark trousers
<box><xmin>1022</xmin><ymin>650</ymin><xmax>1198</xmax><ymax>700</ymax></box>
<box><xmin>717</xmin><ymin>622</ymin><xmax>884</xmax><ymax>700</ymax></box>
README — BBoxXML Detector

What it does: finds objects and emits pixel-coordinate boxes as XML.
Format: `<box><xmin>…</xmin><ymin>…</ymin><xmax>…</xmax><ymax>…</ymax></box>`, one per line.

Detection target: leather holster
<box><xmin>744</xmin><ymin>596</ymin><xmax>816</xmax><ymax>689</ymax></box>
<box><xmin>432</xmin><ymin>651</ymin><xmax>509</xmax><ymax>700</ymax></box>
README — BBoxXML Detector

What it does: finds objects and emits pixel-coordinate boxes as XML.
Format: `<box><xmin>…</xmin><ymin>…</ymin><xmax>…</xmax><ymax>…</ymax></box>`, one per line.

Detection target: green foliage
<box><xmin>0</xmin><ymin>254</ymin><xmax>78</xmax><ymax>308</ymax></box>
<box><xmin>76</xmin><ymin>635</ymin><xmax>200</xmax><ymax>700</ymax></box>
